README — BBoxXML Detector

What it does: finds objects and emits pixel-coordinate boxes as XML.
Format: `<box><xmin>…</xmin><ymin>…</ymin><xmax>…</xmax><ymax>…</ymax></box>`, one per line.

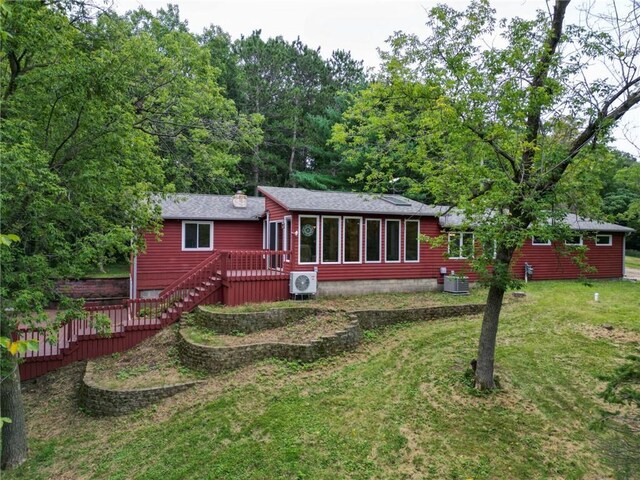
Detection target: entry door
<box><xmin>268</xmin><ymin>222</ymin><xmax>282</xmax><ymax>269</ymax></box>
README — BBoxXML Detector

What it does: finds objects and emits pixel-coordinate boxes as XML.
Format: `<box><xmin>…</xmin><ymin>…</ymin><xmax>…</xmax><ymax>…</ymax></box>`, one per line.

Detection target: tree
<box><xmin>0</xmin><ymin>1</ymin><xmax>251</xmax><ymax>467</ymax></box>
<box><xmin>332</xmin><ymin>0</ymin><xmax>640</xmax><ymax>389</ymax></box>
<box><xmin>217</xmin><ymin>30</ymin><xmax>366</xmax><ymax>193</ymax></box>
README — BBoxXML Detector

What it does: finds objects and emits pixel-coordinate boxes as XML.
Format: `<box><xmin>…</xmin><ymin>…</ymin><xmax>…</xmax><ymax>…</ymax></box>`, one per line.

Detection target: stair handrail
<box><xmin>157</xmin><ymin>250</ymin><xmax>223</xmax><ymax>299</ymax></box>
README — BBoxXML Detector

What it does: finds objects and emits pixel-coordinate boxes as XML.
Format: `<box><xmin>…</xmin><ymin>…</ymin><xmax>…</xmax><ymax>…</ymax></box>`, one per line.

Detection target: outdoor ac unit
<box><xmin>290</xmin><ymin>271</ymin><xmax>317</xmax><ymax>295</ymax></box>
<box><xmin>443</xmin><ymin>275</ymin><xmax>469</xmax><ymax>295</ymax></box>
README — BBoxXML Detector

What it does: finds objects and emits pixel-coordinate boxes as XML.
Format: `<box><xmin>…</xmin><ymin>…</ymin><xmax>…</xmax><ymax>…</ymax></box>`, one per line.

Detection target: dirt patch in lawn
<box><xmin>184</xmin><ymin>311</ymin><xmax>354</xmax><ymax>346</ymax></box>
<box><xmin>576</xmin><ymin>323</ymin><xmax>640</xmax><ymax>344</ymax></box>
<box><xmin>88</xmin><ymin>327</ymin><xmax>203</xmax><ymax>390</ymax></box>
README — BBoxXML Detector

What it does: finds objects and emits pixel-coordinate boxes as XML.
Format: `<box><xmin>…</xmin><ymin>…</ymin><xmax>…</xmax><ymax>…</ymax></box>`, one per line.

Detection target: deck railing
<box><xmin>18</xmin><ymin>248</ymin><xmax>291</xmax><ymax>379</ymax></box>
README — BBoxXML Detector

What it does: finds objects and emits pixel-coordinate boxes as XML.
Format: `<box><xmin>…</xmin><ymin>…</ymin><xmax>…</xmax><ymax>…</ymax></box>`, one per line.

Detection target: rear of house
<box><xmin>132</xmin><ymin>187</ymin><xmax>633</xmax><ymax>302</ymax></box>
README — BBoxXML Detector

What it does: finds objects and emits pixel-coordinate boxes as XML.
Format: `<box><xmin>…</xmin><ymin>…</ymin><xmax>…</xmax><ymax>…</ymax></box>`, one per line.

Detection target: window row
<box><xmin>531</xmin><ymin>234</ymin><xmax>612</xmax><ymax>246</ymax></box>
<box><xmin>447</xmin><ymin>232</ymin><xmax>615</xmax><ymax>259</ymax></box>
<box><xmin>298</xmin><ymin>216</ymin><xmax>420</xmax><ymax>265</ymax></box>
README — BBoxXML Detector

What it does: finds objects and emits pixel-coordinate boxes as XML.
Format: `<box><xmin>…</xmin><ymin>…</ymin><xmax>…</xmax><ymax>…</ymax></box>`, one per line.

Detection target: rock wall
<box><xmin>177</xmin><ymin>319</ymin><xmax>363</xmax><ymax>374</ymax></box>
<box><xmin>181</xmin><ymin>303</ymin><xmax>485</xmax><ymax>374</ymax></box>
<box><xmin>352</xmin><ymin>304</ymin><xmax>485</xmax><ymax>330</ymax></box>
<box><xmin>78</xmin><ymin>362</ymin><xmax>200</xmax><ymax>416</ymax></box>
<box><xmin>195</xmin><ymin>307</ymin><xmax>325</xmax><ymax>334</ymax></box>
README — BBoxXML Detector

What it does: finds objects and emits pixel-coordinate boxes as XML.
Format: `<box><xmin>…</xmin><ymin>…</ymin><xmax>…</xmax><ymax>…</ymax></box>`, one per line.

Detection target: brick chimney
<box><xmin>232</xmin><ymin>190</ymin><xmax>247</xmax><ymax>209</ymax></box>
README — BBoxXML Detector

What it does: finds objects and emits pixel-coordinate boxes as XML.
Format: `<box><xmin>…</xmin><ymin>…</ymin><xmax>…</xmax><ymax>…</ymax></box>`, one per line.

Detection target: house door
<box><xmin>268</xmin><ymin>221</ymin><xmax>282</xmax><ymax>269</ymax></box>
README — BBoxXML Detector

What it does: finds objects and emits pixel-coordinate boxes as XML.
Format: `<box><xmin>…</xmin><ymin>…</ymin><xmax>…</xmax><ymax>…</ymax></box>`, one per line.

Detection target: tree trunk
<box><xmin>289</xmin><ymin>116</ymin><xmax>298</xmax><ymax>187</ymax></box>
<box><xmin>252</xmin><ymin>146</ymin><xmax>260</xmax><ymax>197</ymax></box>
<box><xmin>475</xmin><ymin>283</ymin><xmax>506</xmax><ymax>390</ymax></box>
<box><xmin>1</xmin><ymin>358</ymin><xmax>28</xmax><ymax>470</ymax></box>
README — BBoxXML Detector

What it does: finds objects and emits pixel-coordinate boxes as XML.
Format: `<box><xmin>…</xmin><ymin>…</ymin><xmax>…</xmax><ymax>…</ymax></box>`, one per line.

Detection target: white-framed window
<box><xmin>385</xmin><ymin>219</ymin><xmax>401</xmax><ymax>262</ymax></box>
<box><xmin>595</xmin><ymin>234</ymin><xmax>612</xmax><ymax>246</ymax></box>
<box><xmin>298</xmin><ymin>215</ymin><xmax>319</xmax><ymax>264</ymax></box>
<box><xmin>284</xmin><ymin>216</ymin><xmax>292</xmax><ymax>260</ymax></box>
<box><xmin>531</xmin><ymin>236</ymin><xmax>551</xmax><ymax>246</ymax></box>
<box><xmin>343</xmin><ymin>217</ymin><xmax>362</xmax><ymax>263</ymax></box>
<box><xmin>565</xmin><ymin>235</ymin><xmax>583</xmax><ymax>246</ymax></box>
<box><xmin>365</xmin><ymin>219</ymin><xmax>382</xmax><ymax>263</ymax></box>
<box><xmin>322</xmin><ymin>216</ymin><xmax>341</xmax><ymax>264</ymax></box>
<box><xmin>404</xmin><ymin>219</ymin><xmax>420</xmax><ymax>262</ymax></box>
<box><xmin>482</xmin><ymin>239</ymin><xmax>497</xmax><ymax>259</ymax></box>
<box><xmin>448</xmin><ymin>232</ymin><xmax>474</xmax><ymax>259</ymax></box>
<box><xmin>182</xmin><ymin>221</ymin><xmax>213</xmax><ymax>251</ymax></box>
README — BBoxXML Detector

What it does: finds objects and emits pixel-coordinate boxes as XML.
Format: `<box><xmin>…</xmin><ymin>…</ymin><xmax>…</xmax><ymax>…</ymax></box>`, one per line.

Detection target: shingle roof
<box><xmin>561</xmin><ymin>214</ymin><xmax>635</xmax><ymax>233</ymax></box>
<box><xmin>259</xmin><ymin>186</ymin><xmax>440</xmax><ymax>217</ymax></box>
<box><xmin>438</xmin><ymin>210</ymin><xmax>634</xmax><ymax>233</ymax></box>
<box><xmin>158</xmin><ymin>194</ymin><xmax>265</xmax><ymax>221</ymax></box>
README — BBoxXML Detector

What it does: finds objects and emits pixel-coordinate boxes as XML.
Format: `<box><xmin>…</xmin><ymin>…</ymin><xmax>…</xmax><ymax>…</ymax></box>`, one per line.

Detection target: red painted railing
<box><xmin>18</xmin><ymin>249</ymin><xmax>291</xmax><ymax>380</ymax></box>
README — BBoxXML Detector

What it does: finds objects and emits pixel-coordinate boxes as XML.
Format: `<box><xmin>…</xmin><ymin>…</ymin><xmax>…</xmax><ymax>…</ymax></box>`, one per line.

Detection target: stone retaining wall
<box><xmin>78</xmin><ymin>362</ymin><xmax>200</xmax><ymax>416</ymax></box>
<box><xmin>177</xmin><ymin>319</ymin><xmax>363</xmax><ymax>374</ymax></box>
<box><xmin>195</xmin><ymin>307</ymin><xmax>325</xmax><ymax>334</ymax></box>
<box><xmin>181</xmin><ymin>304</ymin><xmax>485</xmax><ymax>374</ymax></box>
<box><xmin>353</xmin><ymin>303</ymin><xmax>485</xmax><ymax>330</ymax></box>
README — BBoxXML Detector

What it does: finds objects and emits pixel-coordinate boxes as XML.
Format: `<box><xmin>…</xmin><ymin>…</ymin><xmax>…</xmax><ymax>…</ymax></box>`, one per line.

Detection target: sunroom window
<box><xmin>299</xmin><ymin>216</ymin><xmax>318</xmax><ymax>263</ymax></box>
<box><xmin>344</xmin><ymin>217</ymin><xmax>362</xmax><ymax>263</ymax></box>
<box><xmin>404</xmin><ymin>220</ymin><xmax>419</xmax><ymax>262</ymax></box>
<box><xmin>322</xmin><ymin>216</ymin><xmax>340</xmax><ymax>263</ymax></box>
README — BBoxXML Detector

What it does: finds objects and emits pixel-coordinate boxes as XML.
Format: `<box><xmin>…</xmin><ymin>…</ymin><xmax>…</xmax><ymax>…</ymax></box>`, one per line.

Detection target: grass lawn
<box><xmin>626</xmin><ymin>255</ymin><xmax>640</xmax><ymax>269</ymax></box>
<box><xmin>8</xmin><ymin>280</ymin><xmax>640</xmax><ymax>479</ymax></box>
<box><xmin>201</xmin><ymin>288</ymin><xmax>489</xmax><ymax>313</ymax></box>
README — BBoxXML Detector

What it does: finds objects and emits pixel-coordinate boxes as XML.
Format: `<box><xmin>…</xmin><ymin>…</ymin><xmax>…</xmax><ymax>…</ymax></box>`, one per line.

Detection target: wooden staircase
<box><xmin>130</xmin><ymin>250</ymin><xmax>225</xmax><ymax>327</ymax></box>
<box><xmin>18</xmin><ymin>249</ymin><xmax>290</xmax><ymax>381</ymax></box>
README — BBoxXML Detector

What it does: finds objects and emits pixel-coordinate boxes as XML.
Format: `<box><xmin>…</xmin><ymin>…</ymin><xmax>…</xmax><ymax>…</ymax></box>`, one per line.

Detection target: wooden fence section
<box><xmin>18</xmin><ymin>249</ymin><xmax>291</xmax><ymax>381</ymax></box>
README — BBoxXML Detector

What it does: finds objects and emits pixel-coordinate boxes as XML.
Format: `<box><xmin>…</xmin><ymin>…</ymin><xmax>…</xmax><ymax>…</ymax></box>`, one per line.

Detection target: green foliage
<box><xmin>331</xmin><ymin>1</ymin><xmax>640</xmax><ymax>291</ymax></box>
<box><xmin>218</xmin><ymin>30</ymin><xmax>366</xmax><ymax>191</ymax></box>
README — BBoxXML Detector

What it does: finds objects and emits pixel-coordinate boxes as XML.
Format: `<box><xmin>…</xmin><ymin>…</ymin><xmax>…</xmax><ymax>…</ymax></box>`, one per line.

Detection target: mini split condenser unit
<box><xmin>290</xmin><ymin>271</ymin><xmax>317</xmax><ymax>295</ymax></box>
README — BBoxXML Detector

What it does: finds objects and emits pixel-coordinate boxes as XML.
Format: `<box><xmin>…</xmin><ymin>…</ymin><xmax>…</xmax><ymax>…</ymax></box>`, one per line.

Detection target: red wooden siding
<box><xmin>136</xmin><ymin>220</ymin><xmax>263</xmax><ymax>294</ymax></box>
<box><xmin>264</xmin><ymin>196</ymin><xmax>290</xmax><ymax>221</ymax></box>
<box><xmin>434</xmin><ymin>231</ymin><xmax>626</xmax><ymax>282</ymax></box>
<box><xmin>511</xmin><ymin>234</ymin><xmax>625</xmax><ymax>280</ymax></box>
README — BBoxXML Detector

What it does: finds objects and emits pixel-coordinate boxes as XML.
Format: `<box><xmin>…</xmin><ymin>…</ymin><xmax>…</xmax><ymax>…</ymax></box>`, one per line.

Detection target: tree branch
<box><xmin>521</xmin><ymin>0</ymin><xmax>570</xmax><ymax>176</ymax></box>
<box><xmin>50</xmin><ymin>106</ymin><xmax>85</xmax><ymax>170</ymax></box>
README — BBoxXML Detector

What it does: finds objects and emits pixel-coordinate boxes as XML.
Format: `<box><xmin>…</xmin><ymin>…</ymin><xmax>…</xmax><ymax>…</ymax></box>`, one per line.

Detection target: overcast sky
<box><xmin>113</xmin><ymin>0</ymin><xmax>639</xmax><ymax>156</ymax></box>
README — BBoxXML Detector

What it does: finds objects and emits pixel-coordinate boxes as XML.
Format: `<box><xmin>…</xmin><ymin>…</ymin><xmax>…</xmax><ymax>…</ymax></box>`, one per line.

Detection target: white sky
<box><xmin>113</xmin><ymin>0</ymin><xmax>639</xmax><ymax>157</ymax></box>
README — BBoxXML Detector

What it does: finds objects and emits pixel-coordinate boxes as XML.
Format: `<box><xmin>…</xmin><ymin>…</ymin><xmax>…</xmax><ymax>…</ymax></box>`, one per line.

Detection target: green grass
<box><xmin>626</xmin><ymin>255</ymin><xmax>640</xmax><ymax>269</ymax></box>
<box><xmin>7</xmin><ymin>280</ymin><xmax>640</xmax><ymax>479</ymax></box>
<box><xmin>83</xmin><ymin>262</ymin><xmax>130</xmax><ymax>279</ymax></box>
<box><xmin>201</xmin><ymin>288</ymin><xmax>488</xmax><ymax>314</ymax></box>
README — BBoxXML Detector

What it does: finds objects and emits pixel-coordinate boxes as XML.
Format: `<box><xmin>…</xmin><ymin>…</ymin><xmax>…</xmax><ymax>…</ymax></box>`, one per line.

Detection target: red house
<box><xmin>18</xmin><ymin>187</ymin><xmax>634</xmax><ymax>380</ymax></box>
<box><xmin>133</xmin><ymin>187</ymin><xmax>634</xmax><ymax>305</ymax></box>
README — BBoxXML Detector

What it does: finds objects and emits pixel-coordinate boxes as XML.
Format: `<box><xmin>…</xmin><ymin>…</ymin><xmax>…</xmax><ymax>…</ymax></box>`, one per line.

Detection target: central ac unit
<box><xmin>443</xmin><ymin>275</ymin><xmax>470</xmax><ymax>295</ymax></box>
<box><xmin>290</xmin><ymin>271</ymin><xmax>317</xmax><ymax>295</ymax></box>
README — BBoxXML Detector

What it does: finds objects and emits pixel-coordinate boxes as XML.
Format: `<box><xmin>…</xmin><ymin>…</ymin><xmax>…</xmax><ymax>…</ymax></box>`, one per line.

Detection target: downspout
<box><xmin>132</xmin><ymin>255</ymin><xmax>138</xmax><ymax>299</ymax></box>
<box><xmin>622</xmin><ymin>233</ymin><xmax>627</xmax><ymax>278</ymax></box>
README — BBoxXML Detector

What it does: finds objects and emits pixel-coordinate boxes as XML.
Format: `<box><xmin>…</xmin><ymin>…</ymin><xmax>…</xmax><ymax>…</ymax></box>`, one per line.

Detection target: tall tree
<box><xmin>221</xmin><ymin>30</ymin><xmax>366</xmax><ymax>193</ymax></box>
<box><xmin>332</xmin><ymin>0</ymin><xmax>640</xmax><ymax>389</ymax></box>
<box><xmin>0</xmin><ymin>1</ymin><xmax>254</xmax><ymax>467</ymax></box>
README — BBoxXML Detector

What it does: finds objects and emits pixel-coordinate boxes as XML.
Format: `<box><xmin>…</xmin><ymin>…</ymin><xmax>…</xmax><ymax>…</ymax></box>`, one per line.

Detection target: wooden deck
<box><xmin>18</xmin><ymin>250</ymin><xmax>291</xmax><ymax>381</ymax></box>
